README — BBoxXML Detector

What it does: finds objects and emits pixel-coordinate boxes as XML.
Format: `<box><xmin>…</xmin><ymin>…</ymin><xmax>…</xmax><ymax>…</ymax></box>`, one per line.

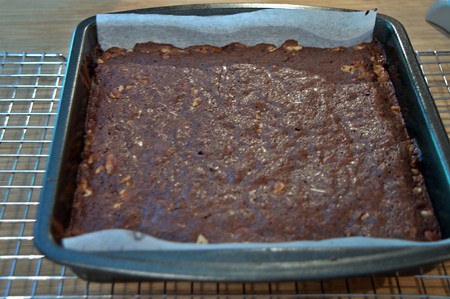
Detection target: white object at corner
<box><xmin>427</xmin><ymin>0</ymin><xmax>450</xmax><ymax>33</ymax></box>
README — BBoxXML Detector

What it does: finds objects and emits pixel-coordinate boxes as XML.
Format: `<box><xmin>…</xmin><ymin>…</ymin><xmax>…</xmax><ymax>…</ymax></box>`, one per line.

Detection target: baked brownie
<box><xmin>67</xmin><ymin>40</ymin><xmax>441</xmax><ymax>243</ymax></box>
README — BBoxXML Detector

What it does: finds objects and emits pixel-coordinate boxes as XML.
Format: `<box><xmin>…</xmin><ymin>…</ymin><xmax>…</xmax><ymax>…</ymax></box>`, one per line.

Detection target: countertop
<box><xmin>0</xmin><ymin>0</ymin><xmax>449</xmax><ymax>55</ymax></box>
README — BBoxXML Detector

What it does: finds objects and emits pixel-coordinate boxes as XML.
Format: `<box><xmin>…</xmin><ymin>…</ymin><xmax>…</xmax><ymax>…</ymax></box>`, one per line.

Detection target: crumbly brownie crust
<box><xmin>67</xmin><ymin>40</ymin><xmax>441</xmax><ymax>243</ymax></box>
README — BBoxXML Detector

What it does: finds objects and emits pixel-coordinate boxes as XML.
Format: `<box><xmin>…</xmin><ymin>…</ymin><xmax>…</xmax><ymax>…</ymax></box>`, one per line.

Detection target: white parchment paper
<box><xmin>63</xmin><ymin>8</ymin><xmax>448</xmax><ymax>252</ymax></box>
<box><xmin>97</xmin><ymin>8</ymin><xmax>377</xmax><ymax>50</ymax></box>
<box><xmin>63</xmin><ymin>229</ymin><xmax>449</xmax><ymax>251</ymax></box>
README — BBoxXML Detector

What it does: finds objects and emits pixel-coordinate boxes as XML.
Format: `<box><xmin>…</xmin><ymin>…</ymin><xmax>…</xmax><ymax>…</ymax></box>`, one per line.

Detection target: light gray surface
<box><xmin>427</xmin><ymin>0</ymin><xmax>450</xmax><ymax>33</ymax></box>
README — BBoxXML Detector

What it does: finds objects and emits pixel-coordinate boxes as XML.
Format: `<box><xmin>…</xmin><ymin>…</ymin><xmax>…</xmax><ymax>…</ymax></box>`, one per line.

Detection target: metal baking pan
<box><xmin>34</xmin><ymin>3</ymin><xmax>450</xmax><ymax>282</ymax></box>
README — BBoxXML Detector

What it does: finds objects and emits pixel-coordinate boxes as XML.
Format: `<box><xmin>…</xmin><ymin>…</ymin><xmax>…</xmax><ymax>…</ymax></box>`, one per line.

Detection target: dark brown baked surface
<box><xmin>67</xmin><ymin>40</ymin><xmax>441</xmax><ymax>243</ymax></box>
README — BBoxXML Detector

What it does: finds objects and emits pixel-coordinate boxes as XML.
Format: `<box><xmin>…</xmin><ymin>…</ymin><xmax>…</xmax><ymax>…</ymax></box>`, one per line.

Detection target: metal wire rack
<box><xmin>0</xmin><ymin>51</ymin><xmax>449</xmax><ymax>299</ymax></box>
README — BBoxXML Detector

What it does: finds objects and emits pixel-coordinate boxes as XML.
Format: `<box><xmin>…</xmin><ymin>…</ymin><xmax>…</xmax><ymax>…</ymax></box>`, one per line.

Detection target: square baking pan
<box><xmin>34</xmin><ymin>3</ymin><xmax>450</xmax><ymax>282</ymax></box>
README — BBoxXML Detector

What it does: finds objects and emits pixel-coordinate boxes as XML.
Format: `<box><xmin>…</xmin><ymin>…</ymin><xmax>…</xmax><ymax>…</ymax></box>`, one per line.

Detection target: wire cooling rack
<box><xmin>0</xmin><ymin>51</ymin><xmax>450</xmax><ymax>299</ymax></box>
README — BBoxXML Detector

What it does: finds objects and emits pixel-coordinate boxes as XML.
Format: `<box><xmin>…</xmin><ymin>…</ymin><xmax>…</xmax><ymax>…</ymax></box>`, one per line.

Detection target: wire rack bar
<box><xmin>0</xmin><ymin>170</ymin><xmax>46</xmax><ymax>173</ymax></box>
<box><xmin>0</xmin><ymin>236</ymin><xmax>34</xmax><ymax>241</ymax></box>
<box><xmin>1</xmin><ymin>126</ymin><xmax>54</xmax><ymax>129</ymax></box>
<box><xmin>0</xmin><ymin>112</ymin><xmax>58</xmax><ymax>115</ymax></box>
<box><xmin>0</xmin><ymin>99</ymin><xmax>60</xmax><ymax>102</ymax></box>
<box><xmin>0</xmin><ymin>85</ymin><xmax>62</xmax><ymax>89</ymax></box>
<box><xmin>0</xmin><ymin>185</ymin><xmax>43</xmax><ymax>188</ymax></box>
<box><xmin>0</xmin><ymin>51</ymin><xmax>449</xmax><ymax>299</ymax></box>
<box><xmin>0</xmin><ymin>75</ymin><xmax>65</xmax><ymax>78</ymax></box>
<box><xmin>0</xmin><ymin>202</ymin><xmax>40</xmax><ymax>205</ymax></box>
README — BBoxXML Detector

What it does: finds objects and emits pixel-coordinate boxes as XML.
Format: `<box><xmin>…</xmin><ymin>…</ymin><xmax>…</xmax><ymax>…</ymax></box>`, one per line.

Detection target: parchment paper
<box><xmin>63</xmin><ymin>8</ymin><xmax>448</xmax><ymax>252</ymax></box>
<box><xmin>63</xmin><ymin>229</ymin><xmax>449</xmax><ymax>251</ymax></box>
<box><xmin>97</xmin><ymin>8</ymin><xmax>377</xmax><ymax>50</ymax></box>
